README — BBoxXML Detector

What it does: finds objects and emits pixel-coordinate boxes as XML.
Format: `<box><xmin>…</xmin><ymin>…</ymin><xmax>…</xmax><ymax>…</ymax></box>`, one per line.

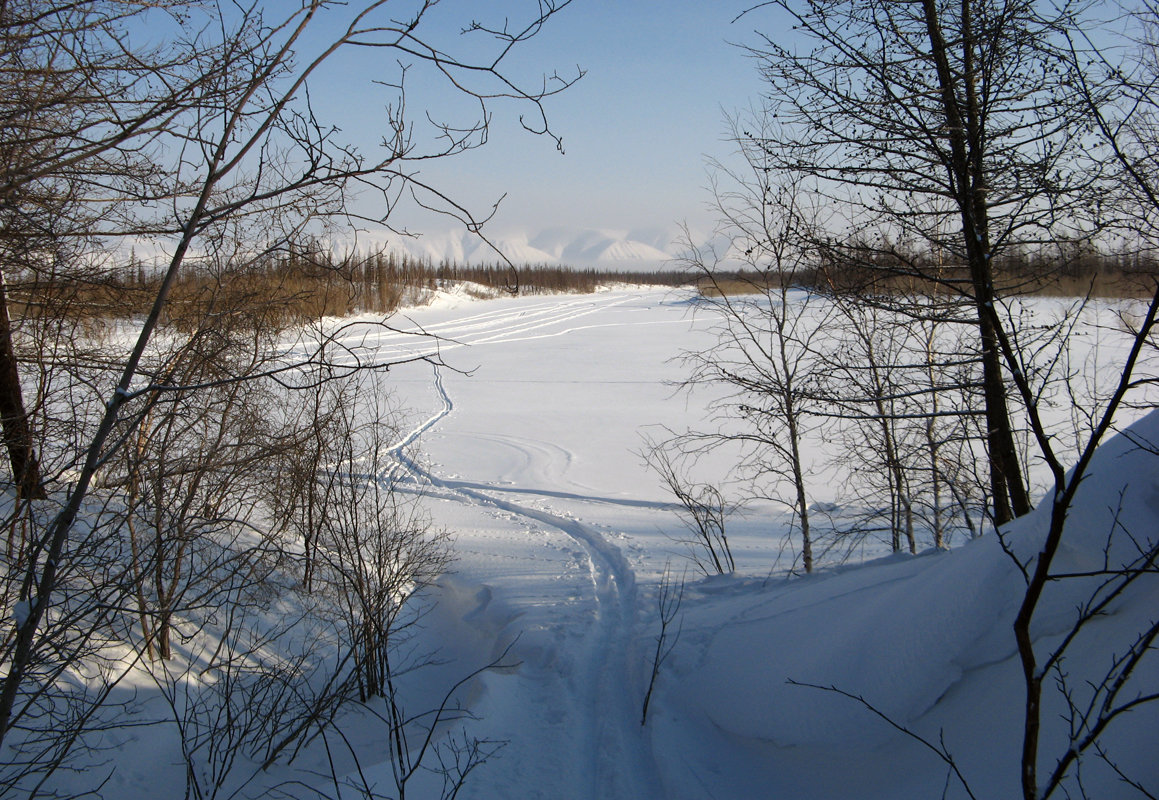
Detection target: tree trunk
<box><xmin>921</xmin><ymin>0</ymin><xmax>1030</xmax><ymax>525</ymax></box>
<box><xmin>0</xmin><ymin>272</ymin><xmax>43</xmax><ymax>499</ymax></box>
<box><xmin>786</xmin><ymin>402</ymin><xmax>813</xmax><ymax>573</ymax></box>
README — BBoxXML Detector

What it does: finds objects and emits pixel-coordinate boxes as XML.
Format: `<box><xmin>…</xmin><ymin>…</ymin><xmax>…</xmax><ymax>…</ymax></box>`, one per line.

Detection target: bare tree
<box><xmin>814</xmin><ymin>290</ymin><xmax>986</xmax><ymax>554</ymax></box>
<box><xmin>0</xmin><ymin>0</ymin><xmax>580</xmax><ymax>787</ymax></box>
<box><xmin>990</xmin><ymin>8</ymin><xmax>1159</xmax><ymax>797</ymax></box>
<box><xmin>821</xmin><ymin>299</ymin><xmax>918</xmax><ymax>554</ymax></box>
<box><xmin>0</xmin><ymin>0</ymin><xmax>223</xmax><ymax>499</ymax></box>
<box><xmin>732</xmin><ymin>2</ymin><xmax>1159</xmax><ymax>796</ymax></box>
<box><xmin>667</xmin><ymin>121</ymin><xmax>833</xmax><ymax>574</ymax></box>
<box><xmin>738</xmin><ymin>0</ymin><xmax>1116</xmax><ymax>525</ymax></box>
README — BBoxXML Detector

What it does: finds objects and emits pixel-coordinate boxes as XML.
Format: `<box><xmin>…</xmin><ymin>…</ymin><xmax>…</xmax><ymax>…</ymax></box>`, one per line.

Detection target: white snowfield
<box><xmin>51</xmin><ymin>286</ymin><xmax>1155</xmax><ymax>799</ymax></box>
<box><xmin>325</xmin><ymin>286</ymin><xmax>1158</xmax><ymax>800</ymax></box>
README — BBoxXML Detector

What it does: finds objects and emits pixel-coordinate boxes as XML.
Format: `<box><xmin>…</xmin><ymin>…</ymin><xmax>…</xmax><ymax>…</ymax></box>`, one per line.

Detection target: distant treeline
<box><xmin>16</xmin><ymin>243</ymin><xmax>1154</xmax><ymax>330</ymax></box>
<box><xmin>10</xmin><ymin>247</ymin><xmax>696</xmax><ymax>328</ymax></box>
<box><xmin>699</xmin><ymin>245</ymin><xmax>1159</xmax><ymax>299</ymax></box>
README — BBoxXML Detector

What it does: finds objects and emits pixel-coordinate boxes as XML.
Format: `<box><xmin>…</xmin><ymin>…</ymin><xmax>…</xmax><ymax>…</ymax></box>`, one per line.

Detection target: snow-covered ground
<box><xmin>16</xmin><ymin>285</ymin><xmax>1156</xmax><ymax>799</ymax></box>
<box><xmin>340</xmin><ymin>287</ymin><xmax>723</xmax><ymax>798</ymax></box>
<box><xmin>318</xmin><ymin>286</ymin><xmax>1158</xmax><ymax>799</ymax></box>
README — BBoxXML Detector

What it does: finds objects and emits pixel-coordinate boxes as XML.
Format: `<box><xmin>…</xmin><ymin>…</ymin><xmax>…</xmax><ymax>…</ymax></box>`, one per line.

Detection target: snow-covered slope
<box><xmin>354</xmin><ymin>226</ymin><xmax>685</xmax><ymax>269</ymax></box>
<box><xmin>650</xmin><ymin>410</ymin><xmax>1159</xmax><ymax>798</ymax></box>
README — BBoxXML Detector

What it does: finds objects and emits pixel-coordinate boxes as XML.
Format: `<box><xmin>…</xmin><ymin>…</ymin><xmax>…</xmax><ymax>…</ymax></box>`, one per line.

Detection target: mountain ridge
<box><xmin>353</xmin><ymin>226</ymin><xmax>697</xmax><ymax>270</ymax></box>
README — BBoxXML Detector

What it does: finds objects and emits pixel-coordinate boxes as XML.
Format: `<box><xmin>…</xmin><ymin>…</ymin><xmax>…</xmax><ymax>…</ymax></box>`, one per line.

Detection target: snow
<box><xmin>337</xmin><ymin>286</ymin><xmax>1158</xmax><ymax>799</ymax></box>
<box><xmin>16</xmin><ymin>286</ymin><xmax>1159</xmax><ymax>798</ymax></box>
<box><xmin>353</xmin><ymin>226</ymin><xmax>684</xmax><ymax>269</ymax></box>
<box><xmin>10</xmin><ymin>598</ymin><xmax>31</xmax><ymax>627</ymax></box>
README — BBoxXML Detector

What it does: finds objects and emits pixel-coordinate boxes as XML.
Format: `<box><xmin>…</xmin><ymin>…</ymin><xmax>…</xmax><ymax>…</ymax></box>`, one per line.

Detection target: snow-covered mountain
<box><xmin>354</xmin><ymin>226</ymin><xmax>691</xmax><ymax>270</ymax></box>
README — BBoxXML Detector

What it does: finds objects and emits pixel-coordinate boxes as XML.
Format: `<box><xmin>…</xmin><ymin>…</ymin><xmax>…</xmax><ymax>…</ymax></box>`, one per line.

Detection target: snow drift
<box><xmin>649</xmin><ymin>411</ymin><xmax>1159</xmax><ymax>799</ymax></box>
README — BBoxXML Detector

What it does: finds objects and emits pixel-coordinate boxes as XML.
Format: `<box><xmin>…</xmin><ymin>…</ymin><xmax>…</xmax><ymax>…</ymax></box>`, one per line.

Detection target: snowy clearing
<box><xmin>330</xmin><ymin>286</ymin><xmax>1158</xmax><ymax>799</ymax></box>
<box><xmin>12</xmin><ymin>285</ymin><xmax>1158</xmax><ymax>799</ymax></box>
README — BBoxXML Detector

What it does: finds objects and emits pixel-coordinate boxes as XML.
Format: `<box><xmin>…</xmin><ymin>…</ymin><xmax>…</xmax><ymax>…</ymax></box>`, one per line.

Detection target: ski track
<box><xmin>380</xmin><ymin>295</ymin><xmax>664</xmax><ymax>798</ymax></box>
<box><xmin>313</xmin><ymin>292</ymin><xmax>690</xmax><ymax>368</ymax></box>
<box><xmin>440</xmin><ymin>479</ymin><xmax>678</xmax><ymax>512</ymax></box>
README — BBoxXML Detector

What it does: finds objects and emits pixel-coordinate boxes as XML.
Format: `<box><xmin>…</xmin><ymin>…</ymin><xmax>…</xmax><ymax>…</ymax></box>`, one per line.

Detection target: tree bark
<box><xmin>0</xmin><ymin>271</ymin><xmax>43</xmax><ymax>499</ymax></box>
<box><xmin>920</xmin><ymin>0</ymin><xmax>1030</xmax><ymax>525</ymax></box>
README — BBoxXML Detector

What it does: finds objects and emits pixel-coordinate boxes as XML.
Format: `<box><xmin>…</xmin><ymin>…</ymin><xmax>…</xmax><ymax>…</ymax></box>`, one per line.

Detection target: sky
<box><xmin>308</xmin><ymin>1</ymin><xmax>776</xmax><ymax>244</ymax></box>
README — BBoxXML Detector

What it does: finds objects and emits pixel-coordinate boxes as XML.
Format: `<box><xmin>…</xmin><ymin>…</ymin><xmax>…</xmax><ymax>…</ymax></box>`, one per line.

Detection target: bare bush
<box><xmin>646</xmin><ymin>444</ymin><xmax>734</xmax><ymax>576</ymax></box>
<box><xmin>313</xmin><ymin>374</ymin><xmax>452</xmax><ymax>703</ymax></box>
<box><xmin>641</xmin><ymin>561</ymin><xmax>684</xmax><ymax>726</ymax></box>
<box><xmin>0</xmin><ymin>2</ymin><xmax>581</xmax><ymax>794</ymax></box>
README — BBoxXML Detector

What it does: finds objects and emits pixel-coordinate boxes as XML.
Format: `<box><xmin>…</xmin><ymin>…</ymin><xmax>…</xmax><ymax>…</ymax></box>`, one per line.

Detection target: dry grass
<box><xmin>10</xmin><ymin>251</ymin><xmax>697</xmax><ymax>326</ymax></box>
<box><xmin>696</xmin><ymin>277</ymin><xmax>773</xmax><ymax>297</ymax></box>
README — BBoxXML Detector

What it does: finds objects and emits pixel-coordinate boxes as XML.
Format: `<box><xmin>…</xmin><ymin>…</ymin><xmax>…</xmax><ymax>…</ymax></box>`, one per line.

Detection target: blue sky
<box><xmin>310</xmin><ymin>1</ymin><xmax>774</xmax><ymax>242</ymax></box>
<box><xmin>453</xmin><ymin>0</ymin><xmax>769</xmax><ymax>236</ymax></box>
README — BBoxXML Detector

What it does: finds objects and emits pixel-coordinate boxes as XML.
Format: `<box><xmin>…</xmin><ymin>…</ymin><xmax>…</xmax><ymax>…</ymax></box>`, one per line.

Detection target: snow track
<box><xmin>335</xmin><ymin>292</ymin><xmax>649</xmax><ymax>362</ymax></box>
<box><xmin>379</xmin><ymin>291</ymin><xmax>674</xmax><ymax>798</ymax></box>
<box><xmin>391</xmin><ymin>361</ymin><xmax>661</xmax><ymax>798</ymax></box>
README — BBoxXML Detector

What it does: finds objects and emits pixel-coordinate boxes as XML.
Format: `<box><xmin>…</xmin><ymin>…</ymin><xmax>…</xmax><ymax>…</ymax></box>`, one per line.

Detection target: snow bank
<box><xmin>651</xmin><ymin>411</ymin><xmax>1159</xmax><ymax>799</ymax></box>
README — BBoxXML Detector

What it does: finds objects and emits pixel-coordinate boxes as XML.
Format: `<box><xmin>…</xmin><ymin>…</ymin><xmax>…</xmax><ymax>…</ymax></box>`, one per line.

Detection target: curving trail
<box><xmin>379</xmin><ymin>290</ymin><xmax>676</xmax><ymax>799</ymax></box>
<box><xmin>391</xmin><ymin>362</ymin><xmax>660</xmax><ymax>799</ymax></box>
